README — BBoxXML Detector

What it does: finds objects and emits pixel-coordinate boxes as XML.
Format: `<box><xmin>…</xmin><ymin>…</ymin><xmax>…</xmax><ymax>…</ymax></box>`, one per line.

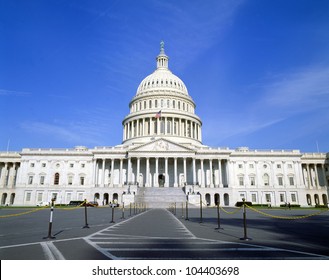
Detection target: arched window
<box><xmin>54</xmin><ymin>173</ymin><xmax>60</xmax><ymax>185</ymax></box>
<box><xmin>263</xmin><ymin>173</ymin><xmax>269</xmax><ymax>186</ymax></box>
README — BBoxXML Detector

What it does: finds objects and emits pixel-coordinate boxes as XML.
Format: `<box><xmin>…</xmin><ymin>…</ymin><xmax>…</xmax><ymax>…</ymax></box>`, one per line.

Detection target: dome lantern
<box><xmin>156</xmin><ymin>40</ymin><xmax>169</xmax><ymax>69</ymax></box>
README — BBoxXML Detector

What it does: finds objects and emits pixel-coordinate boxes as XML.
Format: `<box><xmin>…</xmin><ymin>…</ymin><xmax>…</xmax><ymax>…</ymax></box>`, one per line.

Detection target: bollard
<box><xmin>185</xmin><ymin>201</ymin><xmax>189</xmax><ymax>220</ymax></box>
<box><xmin>83</xmin><ymin>199</ymin><xmax>90</xmax><ymax>228</ymax></box>
<box><xmin>240</xmin><ymin>198</ymin><xmax>252</xmax><ymax>240</ymax></box>
<box><xmin>181</xmin><ymin>202</ymin><xmax>184</xmax><ymax>218</ymax></box>
<box><xmin>110</xmin><ymin>202</ymin><xmax>115</xmax><ymax>223</ymax></box>
<box><xmin>199</xmin><ymin>193</ymin><xmax>203</xmax><ymax>223</ymax></box>
<box><xmin>174</xmin><ymin>202</ymin><xmax>176</xmax><ymax>215</ymax></box>
<box><xmin>129</xmin><ymin>202</ymin><xmax>132</xmax><ymax>217</ymax></box>
<box><xmin>121</xmin><ymin>202</ymin><xmax>125</xmax><ymax>219</ymax></box>
<box><xmin>43</xmin><ymin>198</ymin><xmax>56</xmax><ymax>239</ymax></box>
<box><xmin>215</xmin><ymin>202</ymin><xmax>223</xmax><ymax>230</ymax></box>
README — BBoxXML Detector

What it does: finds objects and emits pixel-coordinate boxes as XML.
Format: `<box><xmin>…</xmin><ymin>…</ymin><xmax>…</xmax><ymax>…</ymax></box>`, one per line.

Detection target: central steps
<box><xmin>135</xmin><ymin>187</ymin><xmax>187</xmax><ymax>208</ymax></box>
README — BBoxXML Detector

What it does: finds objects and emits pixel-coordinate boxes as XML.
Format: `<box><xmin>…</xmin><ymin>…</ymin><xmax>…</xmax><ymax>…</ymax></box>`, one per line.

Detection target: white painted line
<box><xmin>40</xmin><ymin>242</ymin><xmax>65</xmax><ymax>260</ymax></box>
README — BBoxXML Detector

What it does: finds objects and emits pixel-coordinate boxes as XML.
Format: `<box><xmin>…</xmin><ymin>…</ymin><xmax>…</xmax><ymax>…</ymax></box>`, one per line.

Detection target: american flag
<box><xmin>155</xmin><ymin>110</ymin><xmax>162</xmax><ymax>118</ymax></box>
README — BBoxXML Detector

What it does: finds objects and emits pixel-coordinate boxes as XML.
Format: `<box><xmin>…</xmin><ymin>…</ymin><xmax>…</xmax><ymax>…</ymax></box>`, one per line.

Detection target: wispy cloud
<box><xmin>261</xmin><ymin>65</ymin><xmax>329</xmax><ymax>113</ymax></box>
<box><xmin>0</xmin><ymin>89</ymin><xmax>31</xmax><ymax>96</ymax></box>
<box><xmin>203</xmin><ymin>64</ymin><xmax>329</xmax><ymax>146</ymax></box>
<box><xmin>20</xmin><ymin>108</ymin><xmax>121</xmax><ymax>147</ymax></box>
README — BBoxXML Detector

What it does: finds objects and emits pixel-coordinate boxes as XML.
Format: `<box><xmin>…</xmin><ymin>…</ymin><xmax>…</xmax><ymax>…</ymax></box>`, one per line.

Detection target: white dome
<box><xmin>136</xmin><ymin>68</ymin><xmax>189</xmax><ymax>96</ymax></box>
<box><xmin>122</xmin><ymin>42</ymin><xmax>202</xmax><ymax>146</ymax></box>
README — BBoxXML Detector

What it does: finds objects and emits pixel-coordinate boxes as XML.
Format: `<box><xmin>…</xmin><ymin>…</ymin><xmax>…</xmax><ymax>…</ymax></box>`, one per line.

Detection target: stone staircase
<box><xmin>135</xmin><ymin>187</ymin><xmax>187</xmax><ymax>208</ymax></box>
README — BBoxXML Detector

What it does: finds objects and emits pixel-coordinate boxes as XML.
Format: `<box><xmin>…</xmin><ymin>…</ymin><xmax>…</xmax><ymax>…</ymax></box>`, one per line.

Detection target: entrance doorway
<box><xmin>158</xmin><ymin>174</ymin><xmax>165</xmax><ymax>187</ymax></box>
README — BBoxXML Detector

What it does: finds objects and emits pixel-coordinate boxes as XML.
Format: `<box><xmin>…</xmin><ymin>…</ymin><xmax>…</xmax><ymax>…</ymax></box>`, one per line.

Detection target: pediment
<box><xmin>129</xmin><ymin>138</ymin><xmax>194</xmax><ymax>153</ymax></box>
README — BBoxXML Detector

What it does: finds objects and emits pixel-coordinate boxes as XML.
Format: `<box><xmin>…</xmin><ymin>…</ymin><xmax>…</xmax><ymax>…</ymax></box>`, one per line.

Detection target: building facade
<box><xmin>1</xmin><ymin>43</ymin><xmax>329</xmax><ymax>207</ymax></box>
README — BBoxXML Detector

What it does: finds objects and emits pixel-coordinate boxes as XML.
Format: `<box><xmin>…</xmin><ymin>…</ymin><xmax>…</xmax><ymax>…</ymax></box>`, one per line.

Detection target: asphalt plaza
<box><xmin>0</xmin><ymin>204</ymin><xmax>328</xmax><ymax>260</ymax></box>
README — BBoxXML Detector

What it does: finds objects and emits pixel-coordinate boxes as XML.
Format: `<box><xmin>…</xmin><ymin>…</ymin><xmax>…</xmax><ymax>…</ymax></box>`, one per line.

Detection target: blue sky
<box><xmin>1</xmin><ymin>0</ymin><xmax>329</xmax><ymax>152</ymax></box>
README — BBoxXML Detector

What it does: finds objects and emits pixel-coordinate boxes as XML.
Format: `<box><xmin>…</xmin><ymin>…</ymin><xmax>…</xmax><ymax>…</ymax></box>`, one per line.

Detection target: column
<box><xmin>183</xmin><ymin>158</ymin><xmax>187</xmax><ymax>186</ymax></box>
<box><xmin>174</xmin><ymin>158</ymin><xmax>178</xmax><ymax>187</ymax></box>
<box><xmin>244</xmin><ymin>161</ymin><xmax>248</xmax><ymax>187</ymax></box>
<box><xmin>155</xmin><ymin>158</ymin><xmax>159</xmax><ymax>187</ymax></box>
<box><xmin>270</xmin><ymin>161</ymin><xmax>275</xmax><ymax>187</ymax></box>
<box><xmin>314</xmin><ymin>164</ymin><xmax>319</xmax><ymax>188</ymax></box>
<box><xmin>218</xmin><ymin>159</ymin><xmax>222</xmax><ymax>187</ymax></box>
<box><xmin>293</xmin><ymin>161</ymin><xmax>301</xmax><ymax>187</ymax></box>
<box><xmin>119</xmin><ymin>159</ymin><xmax>123</xmax><ymax>187</ymax></box>
<box><xmin>179</xmin><ymin>118</ymin><xmax>182</xmax><ymax>136</ymax></box>
<box><xmin>93</xmin><ymin>160</ymin><xmax>97</xmax><ymax>186</ymax></box>
<box><xmin>321</xmin><ymin>164</ymin><xmax>326</xmax><ymax>187</ymax></box>
<box><xmin>165</xmin><ymin>157</ymin><xmax>168</xmax><ymax>187</ymax></box>
<box><xmin>101</xmin><ymin>159</ymin><xmax>106</xmax><ymax>187</ymax></box>
<box><xmin>136</xmin><ymin>158</ymin><xmax>140</xmax><ymax>186</ymax></box>
<box><xmin>127</xmin><ymin>157</ymin><xmax>132</xmax><ymax>184</ymax></box>
<box><xmin>164</xmin><ymin>117</ymin><xmax>167</xmax><ymax>135</ymax></box>
<box><xmin>110</xmin><ymin>159</ymin><xmax>114</xmax><ymax>187</ymax></box>
<box><xmin>136</xmin><ymin>120</ymin><xmax>139</xmax><ymax>137</ymax></box>
<box><xmin>142</xmin><ymin>119</ymin><xmax>145</xmax><ymax>136</ymax></box>
<box><xmin>146</xmin><ymin>158</ymin><xmax>150</xmax><ymax>187</ymax></box>
<box><xmin>157</xmin><ymin>117</ymin><xmax>160</xmax><ymax>135</ymax></box>
<box><xmin>127</xmin><ymin>122</ymin><xmax>130</xmax><ymax>139</ymax></box>
<box><xmin>209</xmin><ymin>159</ymin><xmax>213</xmax><ymax>188</ymax></box>
<box><xmin>282</xmin><ymin>161</ymin><xmax>288</xmax><ymax>187</ymax></box>
<box><xmin>306</xmin><ymin>164</ymin><xmax>312</xmax><ymax>188</ymax></box>
<box><xmin>200</xmin><ymin>159</ymin><xmax>204</xmax><ymax>187</ymax></box>
<box><xmin>255</xmin><ymin>161</ymin><xmax>260</xmax><ymax>188</ymax></box>
<box><xmin>192</xmin><ymin>158</ymin><xmax>196</xmax><ymax>185</ymax></box>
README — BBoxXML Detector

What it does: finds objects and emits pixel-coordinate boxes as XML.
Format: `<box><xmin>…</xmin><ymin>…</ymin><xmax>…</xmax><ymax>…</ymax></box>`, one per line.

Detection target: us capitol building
<box><xmin>1</xmin><ymin>43</ymin><xmax>328</xmax><ymax>207</ymax></box>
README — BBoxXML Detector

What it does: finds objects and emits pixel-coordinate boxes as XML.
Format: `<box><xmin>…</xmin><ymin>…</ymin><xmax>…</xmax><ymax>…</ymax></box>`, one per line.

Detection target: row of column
<box><xmin>0</xmin><ymin>162</ymin><xmax>19</xmax><ymax>188</ymax></box>
<box><xmin>123</xmin><ymin>117</ymin><xmax>201</xmax><ymax>141</ymax></box>
<box><xmin>302</xmin><ymin>163</ymin><xmax>327</xmax><ymax>188</ymax></box>
<box><xmin>94</xmin><ymin>157</ymin><xmax>228</xmax><ymax>188</ymax></box>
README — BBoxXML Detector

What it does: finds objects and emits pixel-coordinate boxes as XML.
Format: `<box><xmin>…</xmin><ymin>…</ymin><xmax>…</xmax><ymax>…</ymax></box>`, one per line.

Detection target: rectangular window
<box><xmin>238</xmin><ymin>164</ymin><xmax>243</xmax><ymax>169</ymax></box>
<box><xmin>40</xmin><ymin>176</ymin><xmax>45</xmax><ymax>185</ymax></box>
<box><xmin>251</xmin><ymin>193</ymin><xmax>257</xmax><ymax>203</ymax></box>
<box><xmin>68</xmin><ymin>175</ymin><xmax>73</xmax><ymax>185</ymax></box>
<box><xmin>249</xmin><ymin>164</ymin><xmax>254</xmax><ymax>169</ymax></box>
<box><xmin>80</xmin><ymin>177</ymin><xmax>85</xmax><ymax>185</ymax></box>
<box><xmin>280</xmin><ymin>193</ymin><xmax>285</xmax><ymax>203</ymax></box>
<box><xmin>25</xmin><ymin>192</ymin><xmax>32</xmax><ymax>202</ymax></box>
<box><xmin>42</xmin><ymin>163</ymin><xmax>46</xmax><ymax>167</ymax></box>
<box><xmin>291</xmin><ymin>193</ymin><xmax>297</xmax><ymax>203</ymax></box>
<box><xmin>37</xmin><ymin>192</ymin><xmax>43</xmax><ymax>202</ymax></box>
<box><xmin>30</xmin><ymin>163</ymin><xmax>35</xmax><ymax>167</ymax></box>
<box><xmin>278</xmin><ymin>176</ymin><xmax>283</xmax><ymax>186</ymax></box>
<box><xmin>265</xmin><ymin>194</ymin><xmax>271</xmax><ymax>203</ymax></box>
<box><xmin>277</xmin><ymin>164</ymin><xmax>281</xmax><ymax>169</ymax></box>
<box><xmin>289</xmin><ymin>177</ymin><xmax>294</xmax><ymax>186</ymax></box>
<box><xmin>70</xmin><ymin>163</ymin><xmax>74</xmax><ymax>168</ymax></box>
<box><xmin>238</xmin><ymin>176</ymin><xmax>244</xmax><ymax>186</ymax></box>
<box><xmin>28</xmin><ymin>176</ymin><xmax>33</xmax><ymax>185</ymax></box>
<box><xmin>250</xmin><ymin>176</ymin><xmax>255</xmax><ymax>186</ymax></box>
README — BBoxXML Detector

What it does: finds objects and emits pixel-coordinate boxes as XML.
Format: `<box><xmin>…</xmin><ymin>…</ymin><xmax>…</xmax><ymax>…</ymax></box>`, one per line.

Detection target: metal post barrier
<box><xmin>129</xmin><ymin>202</ymin><xmax>132</xmax><ymax>216</ymax></box>
<box><xmin>121</xmin><ymin>202</ymin><xmax>125</xmax><ymax>219</ymax></box>
<box><xmin>199</xmin><ymin>193</ymin><xmax>203</xmax><ymax>223</ymax></box>
<box><xmin>240</xmin><ymin>198</ymin><xmax>252</xmax><ymax>240</ymax></box>
<box><xmin>174</xmin><ymin>202</ymin><xmax>176</xmax><ymax>215</ymax></box>
<box><xmin>110</xmin><ymin>202</ymin><xmax>115</xmax><ymax>223</ymax></box>
<box><xmin>83</xmin><ymin>199</ymin><xmax>90</xmax><ymax>228</ymax></box>
<box><xmin>43</xmin><ymin>198</ymin><xmax>56</xmax><ymax>239</ymax></box>
<box><xmin>185</xmin><ymin>200</ymin><xmax>189</xmax><ymax>220</ymax></box>
<box><xmin>215</xmin><ymin>202</ymin><xmax>223</xmax><ymax>230</ymax></box>
<box><xmin>181</xmin><ymin>202</ymin><xmax>184</xmax><ymax>218</ymax></box>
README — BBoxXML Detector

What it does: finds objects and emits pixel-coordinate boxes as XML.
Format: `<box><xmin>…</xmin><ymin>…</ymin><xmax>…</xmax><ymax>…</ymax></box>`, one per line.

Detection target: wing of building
<box><xmin>1</xmin><ymin>43</ymin><xmax>329</xmax><ymax>207</ymax></box>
